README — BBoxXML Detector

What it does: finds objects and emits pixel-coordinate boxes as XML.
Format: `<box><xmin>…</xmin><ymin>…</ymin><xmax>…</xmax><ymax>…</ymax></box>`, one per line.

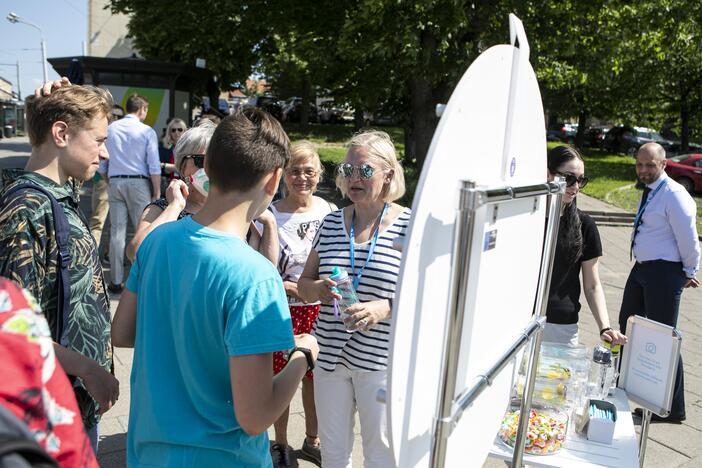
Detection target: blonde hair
<box><xmin>25</xmin><ymin>85</ymin><xmax>113</xmax><ymax>146</ymax></box>
<box><xmin>283</xmin><ymin>140</ymin><xmax>323</xmax><ymax>195</ymax></box>
<box><xmin>163</xmin><ymin>118</ymin><xmax>187</xmax><ymax>148</ymax></box>
<box><xmin>336</xmin><ymin>130</ymin><xmax>405</xmax><ymax>202</ymax></box>
<box><xmin>289</xmin><ymin>140</ymin><xmax>323</xmax><ymax>172</ymax></box>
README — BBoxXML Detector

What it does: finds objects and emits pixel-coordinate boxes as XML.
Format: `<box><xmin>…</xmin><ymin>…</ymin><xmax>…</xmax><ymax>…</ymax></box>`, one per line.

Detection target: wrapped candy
<box><xmin>498</xmin><ymin>407</ymin><xmax>568</xmax><ymax>455</ymax></box>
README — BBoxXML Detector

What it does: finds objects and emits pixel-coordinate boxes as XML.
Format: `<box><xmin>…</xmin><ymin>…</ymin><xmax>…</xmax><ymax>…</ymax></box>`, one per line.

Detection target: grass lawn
<box><xmin>548</xmin><ymin>142</ymin><xmax>702</xmax><ymax>232</ymax></box>
<box><xmin>289</xmin><ymin>126</ymin><xmax>701</xmax><ymax>231</ymax></box>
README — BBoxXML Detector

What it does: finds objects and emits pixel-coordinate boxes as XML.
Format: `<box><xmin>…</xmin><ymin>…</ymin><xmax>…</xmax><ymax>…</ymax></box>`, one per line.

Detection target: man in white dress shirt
<box><xmin>99</xmin><ymin>94</ymin><xmax>161</xmax><ymax>293</ymax></box>
<box><xmin>619</xmin><ymin>142</ymin><xmax>700</xmax><ymax>423</ymax></box>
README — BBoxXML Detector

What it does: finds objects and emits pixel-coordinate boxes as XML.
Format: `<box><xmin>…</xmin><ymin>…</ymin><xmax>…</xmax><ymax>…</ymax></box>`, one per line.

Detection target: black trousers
<box><xmin>619</xmin><ymin>260</ymin><xmax>687</xmax><ymax>417</ymax></box>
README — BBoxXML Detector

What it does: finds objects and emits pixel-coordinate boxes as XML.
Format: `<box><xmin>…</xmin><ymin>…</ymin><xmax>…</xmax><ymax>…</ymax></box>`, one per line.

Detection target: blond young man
<box><xmin>0</xmin><ymin>82</ymin><xmax>119</xmax><ymax>452</ymax></box>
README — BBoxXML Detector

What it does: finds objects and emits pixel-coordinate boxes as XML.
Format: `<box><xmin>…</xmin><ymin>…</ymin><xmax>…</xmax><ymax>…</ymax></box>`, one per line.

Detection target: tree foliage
<box><xmin>110</xmin><ymin>0</ymin><xmax>702</xmax><ymax>163</ymax></box>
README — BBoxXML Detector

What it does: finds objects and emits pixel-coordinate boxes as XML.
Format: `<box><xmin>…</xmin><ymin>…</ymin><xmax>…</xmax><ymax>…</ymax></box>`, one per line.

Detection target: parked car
<box><xmin>227</xmin><ymin>96</ymin><xmax>248</xmax><ymax>114</ymax></box>
<box><xmin>665</xmin><ymin>153</ymin><xmax>702</xmax><ymax>193</ymax></box>
<box><xmin>603</xmin><ymin>126</ymin><xmax>673</xmax><ymax>156</ymax></box>
<box><xmin>318</xmin><ymin>101</ymin><xmax>344</xmax><ymax>124</ymax></box>
<box><xmin>282</xmin><ymin>97</ymin><xmax>318</xmax><ymax>123</ymax></box>
<box><xmin>583</xmin><ymin>126</ymin><xmax>611</xmax><ymax>149</ymax></box>
<box><xmin>546</xmin><ymin>123</ymin><xmax>577</xmax><ymax>143</ymax></box>
<box><xmin>662</xmin><ymin>141</ymin><xmax>702</xmax><ymax>157</ymax></box>
<box><xmin>249</xmin><ymin>95</ymin><xmax>283</xmax><ymax>121</ymax></box>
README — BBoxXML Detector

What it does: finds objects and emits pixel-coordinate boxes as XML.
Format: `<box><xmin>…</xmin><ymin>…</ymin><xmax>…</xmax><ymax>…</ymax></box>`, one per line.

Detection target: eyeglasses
<box><xmin>183</xmin><ymin>154</ymin><xmax>205</xmax><ymax>168</ymax></box>
<box><xmin>557</xmin><ymin>172</ymin><xmax>589</xmax><ymax>189</ymax></box>
<box><xmin>337</xmin><ymin>163</ymin><xmax>377</xmax><ymax>180</ymax></box>
<box><xmin>170</xmin><ymin>128</ymin><xmax>185</xmax><ymax>133</ymax></box>
<box><xmin>286</xmin><ymin>167</ymin><xmax>318</xmax><ymax>178</ymax></box>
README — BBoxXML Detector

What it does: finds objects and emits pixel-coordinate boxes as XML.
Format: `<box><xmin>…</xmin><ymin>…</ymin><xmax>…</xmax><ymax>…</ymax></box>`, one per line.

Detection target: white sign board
<box><xmin>618</xmin><ymin>315</ymin><xmax>681</xmax><ymax>417</ymax></box>
<box><xmin>387</xmin><ymin>15</ymin><xmax>547</xmax><ymax>468</ymax></box>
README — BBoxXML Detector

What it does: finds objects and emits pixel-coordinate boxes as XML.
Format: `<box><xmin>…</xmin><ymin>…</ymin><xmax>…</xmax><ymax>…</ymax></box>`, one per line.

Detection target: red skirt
<box><xmin>273</xmin><ymin>303</ymin><xmax>321</xmax><ymax>379</ymax></box>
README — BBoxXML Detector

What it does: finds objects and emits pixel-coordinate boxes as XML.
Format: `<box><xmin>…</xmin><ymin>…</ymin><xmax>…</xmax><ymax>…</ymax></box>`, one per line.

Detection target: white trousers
<box><xmin>108</xmin><ymin>178</ymin><xmax>151</xmax><ymax>284</ymax></box>
<box><xmin>314</xmin><ymin>366</ymin><xmax>394</xmax><ymax>468</ymax></box>
<box><xmin>542</xmin><ymin>322</ymin><xmax>579</xmax><ymax>346</ymax></box>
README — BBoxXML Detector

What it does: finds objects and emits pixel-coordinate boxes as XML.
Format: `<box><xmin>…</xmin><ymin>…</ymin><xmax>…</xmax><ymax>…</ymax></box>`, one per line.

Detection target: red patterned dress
<box><xmin>0</xmin><ymin>277</ymin><xmax>98</xmax><ymax>467</ymax></box>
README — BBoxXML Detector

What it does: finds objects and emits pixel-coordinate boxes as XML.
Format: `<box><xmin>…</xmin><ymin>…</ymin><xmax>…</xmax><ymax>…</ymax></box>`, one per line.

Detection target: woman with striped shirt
<box><xmin>299</xmin><ymin>131</ymin><xmax>410</xmax><ymax>467</ymax></box>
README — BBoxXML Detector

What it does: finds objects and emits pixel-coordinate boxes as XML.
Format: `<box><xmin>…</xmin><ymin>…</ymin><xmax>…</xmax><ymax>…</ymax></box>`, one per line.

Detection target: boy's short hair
<box><xmin>206</xmin><ymin>108</ymin><xmax>290</xmax><ymax>193</ymax></box>
<box><xmin>25</xmin><ymin>85</ymin><xmax>113</xmax><ymax>146</ymax></box>
<box><xmin>125</xmin><ymin>94</ymin><xmax>148</xmax><ymax>113</ymax></box>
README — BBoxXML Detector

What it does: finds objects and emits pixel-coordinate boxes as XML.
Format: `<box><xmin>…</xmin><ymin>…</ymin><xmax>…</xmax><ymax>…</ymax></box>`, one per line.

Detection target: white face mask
<box><xmin>189</xmin><ymin>168</ymin><xmax>209</xmax><ymax>195</ymax></box>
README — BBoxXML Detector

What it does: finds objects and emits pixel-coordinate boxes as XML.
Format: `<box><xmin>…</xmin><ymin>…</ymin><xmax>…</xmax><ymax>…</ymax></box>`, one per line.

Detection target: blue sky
<box><xmin>0</xmin><ymin>0</ymin><xmax>87</xmax><ymax>99</ymax></box>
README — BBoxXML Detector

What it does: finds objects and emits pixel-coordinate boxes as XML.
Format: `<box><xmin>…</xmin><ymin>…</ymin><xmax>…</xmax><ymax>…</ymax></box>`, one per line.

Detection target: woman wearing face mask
<box><xmin>545</xmin><ymin>145</ymin><xmax>627</xmax><ymax>346</ymax></box>
<box><xmin>298</xmin><ymin>130</ymin><xmax>410</xmax><ymax>468</ymax></box>
<box><xmin>127</xmin><ymin>121</ymin><xmax>278</xmax><ymax>263</ymax></box>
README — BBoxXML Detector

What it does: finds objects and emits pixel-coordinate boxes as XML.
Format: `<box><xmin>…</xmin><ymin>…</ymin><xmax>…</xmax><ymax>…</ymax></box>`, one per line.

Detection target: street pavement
<box><xmin>1</xmin><ymin>136</ymin><xmax>700</xmax><ymax>467</ymax></box>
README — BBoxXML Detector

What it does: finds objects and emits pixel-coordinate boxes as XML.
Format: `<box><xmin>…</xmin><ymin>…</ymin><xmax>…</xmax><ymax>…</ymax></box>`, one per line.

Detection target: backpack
<box><xmin>1</xmin><ymin>184</ymin><xmax>72</xmax><ymax>347</ymax></box>
<box><xmin>0</xmin><ymin>404</ymin><xmax>57</xmax><ymax>468</ymax></box>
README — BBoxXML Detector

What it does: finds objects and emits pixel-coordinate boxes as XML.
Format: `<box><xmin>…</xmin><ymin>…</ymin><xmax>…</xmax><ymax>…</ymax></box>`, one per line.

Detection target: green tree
<box><xmin>620</xmin><ymin>0</ymin><xmax>702</xmax><ymax>150</ymax></box>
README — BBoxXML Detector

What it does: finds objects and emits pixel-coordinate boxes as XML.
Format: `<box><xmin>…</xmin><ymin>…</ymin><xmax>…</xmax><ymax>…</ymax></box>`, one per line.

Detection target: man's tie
<box><xmin>630</xmin><ymin>186</ymin><xmax>652</xmax><ymax>260</ymax></box>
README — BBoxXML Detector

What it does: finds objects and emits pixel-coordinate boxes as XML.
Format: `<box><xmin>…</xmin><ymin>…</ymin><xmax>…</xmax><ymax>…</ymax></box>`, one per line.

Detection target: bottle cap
<box><xmin>592</xmin><ymin>345</ymin><xmax>612</xmax><ymax>364</ymax></box>
<box><xmin>603</xmin><ymin>340</ymin><xmax>621</xmax><ymax>354</ymax></box>
<box><xmin>330</xmin><ymin>266</ymin><xmax>348</xmax><ymax>281</ymax></box>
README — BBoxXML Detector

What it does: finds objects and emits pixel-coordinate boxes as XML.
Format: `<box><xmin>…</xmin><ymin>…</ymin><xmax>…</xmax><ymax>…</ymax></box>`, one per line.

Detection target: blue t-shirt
<box><xmin>125</xmin><ymin>216</ymin><xmax>294</xmax><ymax>467</ymax></box>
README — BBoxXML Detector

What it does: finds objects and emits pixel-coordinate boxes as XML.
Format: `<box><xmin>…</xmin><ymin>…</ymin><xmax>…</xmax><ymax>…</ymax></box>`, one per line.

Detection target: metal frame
<box><xmin>429</xmin><ymin>178</ymin><xmax>564</xmax><ymax>468</ymax></box>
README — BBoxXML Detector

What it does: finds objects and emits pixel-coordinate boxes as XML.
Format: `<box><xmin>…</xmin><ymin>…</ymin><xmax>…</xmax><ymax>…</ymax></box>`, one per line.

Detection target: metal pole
<box><xmin>40</xmin><ymin>39</ymin><xmax>48</xmax><ymax>83</ymax></box>
<box><xmin>16</xmin><ymin>59</ymin><xmax>20</xmax><ymax>100</ymax></box>
<box><xmin>511</xmin><ymin>180</ymin><xmax>564</xmax><ymax>467</ymax></box>
<box><xmin>430</xmin><ymin>180</ymin><xmax>478</xmax><ymax>468</ymax></box>
<box><xmin>639</xmin><ymin>409</ymin><xmax>652</xmax><ymax>467</ymax></box>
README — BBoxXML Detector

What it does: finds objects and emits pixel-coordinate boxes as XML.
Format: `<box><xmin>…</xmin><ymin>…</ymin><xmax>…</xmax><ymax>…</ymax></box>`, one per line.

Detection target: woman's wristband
<box><xmin>599</xmin><ymin>327</ymin><xmax>612</xmax><ymax>335</ymax></box>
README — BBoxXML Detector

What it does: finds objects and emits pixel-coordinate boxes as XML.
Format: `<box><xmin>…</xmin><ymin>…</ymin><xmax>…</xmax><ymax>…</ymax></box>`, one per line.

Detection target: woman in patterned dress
<box><xmin>268</xmin><ymin>141</ymin><xmax>336</xmax><ymax>467</ymax></box>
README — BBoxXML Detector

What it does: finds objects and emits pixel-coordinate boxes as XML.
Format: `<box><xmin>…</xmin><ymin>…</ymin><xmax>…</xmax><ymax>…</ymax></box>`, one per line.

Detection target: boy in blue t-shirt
<box><xmin>112</xmin><ymin>109</ymin><xmax>319</xmax><ymax>467</ymax></box>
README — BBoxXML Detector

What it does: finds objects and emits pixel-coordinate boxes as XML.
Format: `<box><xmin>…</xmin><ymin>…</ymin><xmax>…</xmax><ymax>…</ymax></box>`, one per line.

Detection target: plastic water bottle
<box><xmin>586</xmin><ymin>345</ymin><xmax>613</xmax><ymax>400</ymax></box>
<box><xmin>603</xmin><ymin>341</ymin><xmax>621</xmax><ymax>395</ymax></box>
<box><xmin>329</xmin><ymin>266</ymin><xmax>359</xmax><ymax>331</ymax></box>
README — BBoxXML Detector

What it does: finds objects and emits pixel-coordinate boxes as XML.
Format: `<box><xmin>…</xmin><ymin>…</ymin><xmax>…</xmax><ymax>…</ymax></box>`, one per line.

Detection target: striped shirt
<box><xmin>312</xmin><ymin>206</ymin><xmax>411</xmax><ymax>372</ymax></box>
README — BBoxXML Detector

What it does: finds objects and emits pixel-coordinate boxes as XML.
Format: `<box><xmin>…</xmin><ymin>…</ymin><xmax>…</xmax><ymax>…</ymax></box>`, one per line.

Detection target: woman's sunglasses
<box><xmin>557</xmin><ymin>172</ymin><xmax>589</xmax><ymax>189</ymax></box>
<box><xmin>183</xmin><ymin>154</ymin><xmax>205</xmax><ymax>168</ymax></box>
<box><xmin>171</xmin><ymin>127</ymin><xmax>185</xmax><ymax>133</ymax></box>
<box><xmin>337</xmin><ymin>163</ymin><xmax>376</xmax><ymax>180</ymax></box>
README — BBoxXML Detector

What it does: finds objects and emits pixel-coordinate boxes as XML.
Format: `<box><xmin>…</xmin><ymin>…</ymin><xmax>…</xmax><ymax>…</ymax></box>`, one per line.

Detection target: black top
<box><xmin>546</xmin><ymin>210</ymin><xmax>602</xmax><ymax>325</ymax></box>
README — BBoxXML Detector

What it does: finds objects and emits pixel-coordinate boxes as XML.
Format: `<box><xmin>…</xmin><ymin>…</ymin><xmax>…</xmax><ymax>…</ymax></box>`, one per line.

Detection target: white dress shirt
<box><xmin>100</xmin><ymin>114</ymin><xmax>160</xmax><ymax>177</ymax></box>
<box><xmin>633</xmin><ymin>172</ymin><xmax>700</xmax><ymax>277</ymax></box>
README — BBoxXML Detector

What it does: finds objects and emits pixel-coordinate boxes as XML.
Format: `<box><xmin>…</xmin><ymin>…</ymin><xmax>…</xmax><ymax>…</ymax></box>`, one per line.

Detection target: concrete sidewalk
<box><xmin>1</xmin><ymin>139</ymin><xmax>699</xmax><ymax>466</ymax></box>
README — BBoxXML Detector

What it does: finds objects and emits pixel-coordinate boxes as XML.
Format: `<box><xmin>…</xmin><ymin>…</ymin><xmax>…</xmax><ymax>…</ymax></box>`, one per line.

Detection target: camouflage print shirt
<box><xmin>0</xmin><ymin>169</ymin><xmax>112</xmax><ymax>429</ymax></box>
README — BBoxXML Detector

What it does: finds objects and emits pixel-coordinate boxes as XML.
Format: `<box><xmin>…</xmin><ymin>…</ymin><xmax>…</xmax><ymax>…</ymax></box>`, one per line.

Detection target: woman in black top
<box><xmin>545</xmin><ymin>145</ymin><xmax>627</xmax><ymax>346</ymax></box>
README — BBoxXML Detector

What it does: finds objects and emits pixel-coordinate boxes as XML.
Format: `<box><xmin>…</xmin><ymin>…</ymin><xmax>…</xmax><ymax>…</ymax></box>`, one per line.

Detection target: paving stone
<box><xmin>97</xmin><ymin>426</ymin><xmax>127</xmax><ymax>455</ymax></box>
<box><xmin>97</xmin><ymin>449</ymin><xmax>126</xmax><ymax>468</ymax></box>
<box><xmin>640</xmin><ymin>438</ymin><xmax>692</xmax><ymax>467</ymax></box>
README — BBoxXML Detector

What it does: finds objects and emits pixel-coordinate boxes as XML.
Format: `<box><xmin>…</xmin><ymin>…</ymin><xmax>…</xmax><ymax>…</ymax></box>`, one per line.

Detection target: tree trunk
<box><xmin>409</xmin><ymin>30</ymin><xmax>439</xmax><ymax>171</ymax></box>
<box><xmin>408</xmin><ymin>77</ymin><xmax>436</xmax><ymax>170</ymax></box>
<box><xmin>354</xmin><ymin>107</ymin><xmax>365</xmax><ymax>131</ymax></box>
<box><xmin>575</xmin><ymin>110</ymin><xmax>589</xmax><ymax>149</ymax></box>
<box><xmin>680</xmin><ymin>95</ymin><xmax>689</xmax><ymax>153</ymax></box>
<box><xmin>300</xmin><ymin>75</ymin><xmax>312</xmax><ymax>132</ymax></box>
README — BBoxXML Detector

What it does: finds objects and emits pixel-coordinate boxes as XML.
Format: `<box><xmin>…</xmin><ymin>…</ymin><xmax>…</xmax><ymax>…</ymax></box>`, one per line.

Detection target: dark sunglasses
<box><xmin>170</xmin><ymin>127</ymin><xmax>185</xmax><ymax>133</ymax></box>
<box><xmin>337</xmin><ymin>163</ymin><xmax>377</xmax><ymax>180</ymax></box>
<box><xmin>557</xmin><ymin>172</ymin><xmax>589</xmax><ymax>189</ymax></box>
<box><xmin>183</xmin><ymin>154</ymin><xmax>205</xmax><ymax>168</ymax></box>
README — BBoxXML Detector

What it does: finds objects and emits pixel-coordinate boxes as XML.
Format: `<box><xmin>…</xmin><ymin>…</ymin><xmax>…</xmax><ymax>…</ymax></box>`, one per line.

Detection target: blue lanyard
<box><xmin>633</xmin><ymin>179</ymin><xmax>666</xmax><ymax>230</ymax></box>
<box><xmin>350</xmin><ymin>203</ymin><xmax>389</xmax><ymax>290</ymax></box>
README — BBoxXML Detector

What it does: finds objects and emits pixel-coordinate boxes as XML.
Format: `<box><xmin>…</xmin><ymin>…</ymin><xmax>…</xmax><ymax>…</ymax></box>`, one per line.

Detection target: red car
<box><xmin>665</xmin><ymin>154</ymin><xmax>702</xmax><ymax>193</ymax></box>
